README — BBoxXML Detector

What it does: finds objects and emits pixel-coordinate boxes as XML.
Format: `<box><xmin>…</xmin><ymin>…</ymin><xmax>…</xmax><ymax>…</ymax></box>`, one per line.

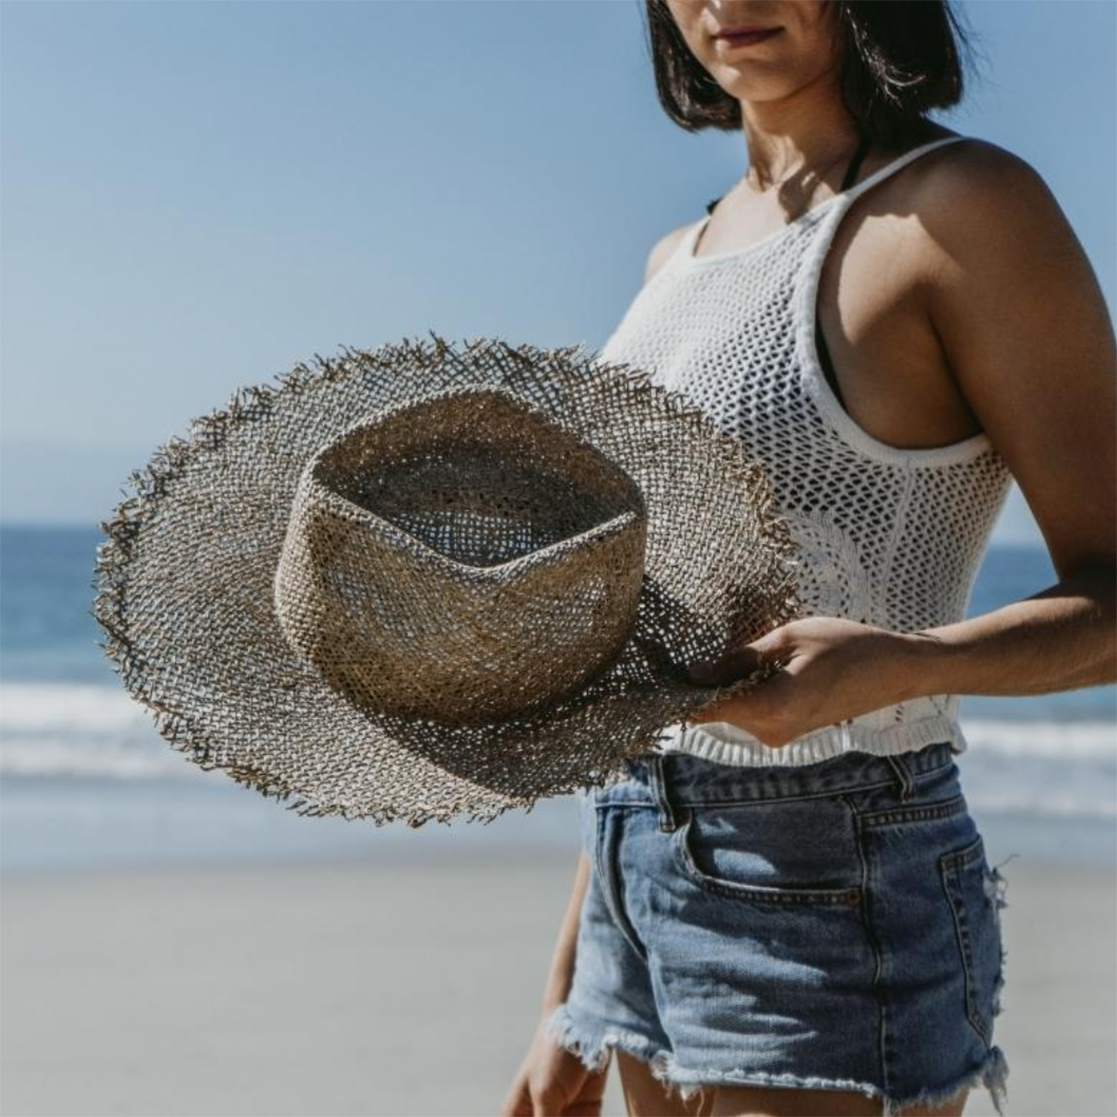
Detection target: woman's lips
<box><xmin>716</xmin><ymin>27</ymin><xmax>782</xmax><ymax>48</ymax></box>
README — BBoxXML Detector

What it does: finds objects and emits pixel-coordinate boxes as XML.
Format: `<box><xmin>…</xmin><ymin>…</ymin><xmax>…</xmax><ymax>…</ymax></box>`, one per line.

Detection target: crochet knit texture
<box><xmin>596</xmin><ymin>134</ymin><xmax>1012</xmax><ymax>766</ymax></box>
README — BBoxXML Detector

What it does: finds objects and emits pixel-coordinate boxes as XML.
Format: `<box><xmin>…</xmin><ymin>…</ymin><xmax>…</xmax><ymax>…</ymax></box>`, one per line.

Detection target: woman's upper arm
<box><xmin>921</xmin><ymin>142</ymin><xmax>1116</xmax><ymax>580</ymax></box>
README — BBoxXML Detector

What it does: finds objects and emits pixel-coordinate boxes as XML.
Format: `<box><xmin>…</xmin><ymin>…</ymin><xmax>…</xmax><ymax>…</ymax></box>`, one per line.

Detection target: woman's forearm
<box><xmin>896</xmin><ymin>563</ymin><xmax>1117</xmax><ymax>698</ymax></box>
<box><xmin>537</xmin><ymin>851</ymin><xmax>591</xmax><ymax>1021</ymax></box>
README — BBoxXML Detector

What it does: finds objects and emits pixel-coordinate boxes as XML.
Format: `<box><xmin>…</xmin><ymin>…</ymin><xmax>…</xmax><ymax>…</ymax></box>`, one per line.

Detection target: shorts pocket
<box><xmin>673</xmin><ymin>802</ymin><xmax>864</xmax><ymax>907</ymax></box>
<box><xmin>939</xmin><ymin>834</ymin><xmax>1004</xmax><ymax>1046</ymax></box>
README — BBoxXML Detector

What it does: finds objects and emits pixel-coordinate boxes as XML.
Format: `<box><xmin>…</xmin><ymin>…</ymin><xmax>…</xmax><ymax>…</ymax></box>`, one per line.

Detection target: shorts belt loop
<box><xmin>646</xmin><ymin>753</ymin><xmax>679</xmax><ymax>833</ymax></box>
<box><xmin>886</xmin><ymin>753</ymin><xmax>915</xmax><ymax>802</ymax></box>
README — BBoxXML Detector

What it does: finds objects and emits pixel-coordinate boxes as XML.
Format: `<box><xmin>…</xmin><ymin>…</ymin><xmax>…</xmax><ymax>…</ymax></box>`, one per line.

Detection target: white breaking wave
<box><xmin>0</xmin><ymin>683</ymin><xmax>199</xmax><ymax>779</ymax></box>
<box><xmin>2</xmin><ymin>682</ymin><xmax>155</xmax><ymax>735</ymax></box>
<box><xmin>1</xmin><ymin>685</ymin><xmax>1115</xmax><ymax>818</ymax></box>
<box><xmin>960</xmin><ymin>719</ymin><xmax>1116</xmax><ymax>760</ymax></box>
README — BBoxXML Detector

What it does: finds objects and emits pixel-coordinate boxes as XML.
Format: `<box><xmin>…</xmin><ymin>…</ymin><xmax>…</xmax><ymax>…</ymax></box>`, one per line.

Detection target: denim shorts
<box><xmin>545</xmin><ymin>740</ymin><xmax>1010</xmax><ymax>1117</ymax></box>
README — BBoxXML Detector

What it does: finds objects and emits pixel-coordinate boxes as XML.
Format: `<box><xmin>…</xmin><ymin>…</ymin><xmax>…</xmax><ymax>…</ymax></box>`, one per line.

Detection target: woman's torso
<box><xmin>598</xmin><ymin>129</ymin><xmax>1013</xmax><ymax>767</ymax></box>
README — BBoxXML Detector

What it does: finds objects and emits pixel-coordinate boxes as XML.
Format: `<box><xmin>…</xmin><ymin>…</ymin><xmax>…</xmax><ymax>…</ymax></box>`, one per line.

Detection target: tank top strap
<box><xmin>704</xmin><ymin>131</ymin><xmax>874</xmax><ymax>217</ymax></box>
<box><xmin>792</xmin><ymin>132</ymin><xmax>984</xmax><ymax>466</ymax></box>
<box><xmin>835</xmin><ymin>134</ymin><xmax>970</xmax><ymax>211</ymax></box>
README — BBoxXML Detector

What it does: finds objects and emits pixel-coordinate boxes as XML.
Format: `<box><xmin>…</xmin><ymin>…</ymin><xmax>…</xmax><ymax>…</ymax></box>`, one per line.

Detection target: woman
<box><xmin>502</xmin><ymin>2</ymin><xmax>1116</xmax><ymax>1115</ymax></box>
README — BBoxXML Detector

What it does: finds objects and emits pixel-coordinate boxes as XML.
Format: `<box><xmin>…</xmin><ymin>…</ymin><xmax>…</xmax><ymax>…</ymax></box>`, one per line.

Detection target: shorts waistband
<box><xmin>596</xmin><ymin>740</ymin><xmax>957</xmax><ymax>828</ymax></box>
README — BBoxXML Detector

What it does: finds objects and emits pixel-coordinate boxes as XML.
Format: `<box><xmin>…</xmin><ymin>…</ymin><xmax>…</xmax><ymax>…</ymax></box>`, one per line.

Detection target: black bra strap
<box><xmin>839</xmin><ymin>132</ymin><xmax>872</xmax><ymax>191</ymax></box>
<box><xmin>700</xmin><ymin>135</ymin><xmax>874</xmax><ymax>416</ymax></box>
<box><xmin>819</xmin><ymin>134</ymin><xmax>872</xmax><ymax>412</ymax></box>
<box><xmin>704</xmin><ymin>132</ymin><xmax>873</xmax><ymax>217</ymax></box>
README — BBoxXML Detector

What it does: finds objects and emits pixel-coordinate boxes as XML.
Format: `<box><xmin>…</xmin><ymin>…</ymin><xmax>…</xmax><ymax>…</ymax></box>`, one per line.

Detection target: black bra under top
<box><xmin>703</xmin><ymin>135</ymin><xmax>872</xmax><ymax>413</ymax></box>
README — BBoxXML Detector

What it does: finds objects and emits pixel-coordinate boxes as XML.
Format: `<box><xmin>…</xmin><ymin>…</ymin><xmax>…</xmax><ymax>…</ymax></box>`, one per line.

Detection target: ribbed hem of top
<box><xmin>657</xmin><ymin>714</ymin><xmax>967</xmax><ymax>767</ymax></box>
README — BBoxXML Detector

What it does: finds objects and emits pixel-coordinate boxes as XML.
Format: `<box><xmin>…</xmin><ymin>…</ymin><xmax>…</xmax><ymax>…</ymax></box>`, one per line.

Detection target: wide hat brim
<box><xmin>93</xmin><ymin>334</ymin><xmax>804</xmax><ymax>826</ymax></box>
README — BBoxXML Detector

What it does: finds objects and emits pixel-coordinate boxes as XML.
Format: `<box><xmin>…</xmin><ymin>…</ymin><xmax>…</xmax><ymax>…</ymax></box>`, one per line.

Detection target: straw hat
<box><xmin>93</xmin><ymin>333</ymin><xmax>804</xmax><ymax>826</ymax></box>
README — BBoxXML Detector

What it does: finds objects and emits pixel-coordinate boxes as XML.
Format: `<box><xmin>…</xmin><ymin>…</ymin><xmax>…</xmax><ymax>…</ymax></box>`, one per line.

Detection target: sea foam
<box><xmin>1</xmin><ymin>683</ymin><xmax>1114</xmax><ymax>820</ymax></box>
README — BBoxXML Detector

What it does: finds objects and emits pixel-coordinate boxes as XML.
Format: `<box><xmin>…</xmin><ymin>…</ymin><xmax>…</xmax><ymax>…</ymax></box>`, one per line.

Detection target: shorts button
<box><xmin>847</xmin><ymin>888</ymin><xmax>862</xmax><ymax>905</ymax></box>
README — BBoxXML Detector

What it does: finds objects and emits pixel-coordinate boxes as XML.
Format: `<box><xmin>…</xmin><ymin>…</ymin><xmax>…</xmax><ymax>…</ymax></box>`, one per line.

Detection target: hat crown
<box><xmin>274</xmin><ymin>387</ymin><xmax>648</xmax><ymax>724</ymax></box>
<box><xmin>95</xmin><ymin>334</ymin><xmax>805</xmax><ymax>826</ymax></box>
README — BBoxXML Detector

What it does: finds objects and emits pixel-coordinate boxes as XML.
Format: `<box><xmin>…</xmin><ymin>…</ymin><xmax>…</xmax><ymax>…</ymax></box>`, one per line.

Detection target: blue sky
<box><xmin>1</xmin><ymin>0</ymin><xmax>1113</xmax><ymax>546</ymax></box>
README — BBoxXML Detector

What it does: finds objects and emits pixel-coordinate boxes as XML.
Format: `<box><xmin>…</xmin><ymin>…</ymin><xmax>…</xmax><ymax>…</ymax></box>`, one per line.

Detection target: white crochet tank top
<box><xmin>599</xmin><ymin>133</ymin><xmax>1012</xmax><ymax>767</ymax></box>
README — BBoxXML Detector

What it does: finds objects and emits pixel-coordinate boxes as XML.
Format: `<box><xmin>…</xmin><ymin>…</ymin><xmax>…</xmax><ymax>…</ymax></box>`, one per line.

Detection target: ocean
<box><xmin>1</xmin><ymin>524</ymin><xmax>1114</xmax><ymax>871</ymax></box>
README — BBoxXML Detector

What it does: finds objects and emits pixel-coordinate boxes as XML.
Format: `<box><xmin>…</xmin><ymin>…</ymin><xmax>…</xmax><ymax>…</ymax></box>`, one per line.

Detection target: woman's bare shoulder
<box><xmin>909</xmin><ymin>136</ymin><xmax>1070</xmax><ymax>255</ymax></box>
<box><xmin>896</xmin><ymin>135</ymin><xmax>1095</xmax><ymax>324</ymax></box>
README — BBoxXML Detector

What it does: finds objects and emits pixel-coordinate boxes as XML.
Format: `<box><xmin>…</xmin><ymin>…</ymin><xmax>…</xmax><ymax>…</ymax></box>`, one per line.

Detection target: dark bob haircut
<box><xmin>641</xmin><ymin>0</ymin><xmax>982</xmax><ymax>149</ymax></box>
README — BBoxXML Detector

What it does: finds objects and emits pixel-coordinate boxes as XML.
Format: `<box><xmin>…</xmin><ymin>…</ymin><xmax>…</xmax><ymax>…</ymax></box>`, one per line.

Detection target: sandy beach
<box><xmin>1</xmin><ymin>848</ymin><xmax>1114</xmax><ymax>1117</ymax></box>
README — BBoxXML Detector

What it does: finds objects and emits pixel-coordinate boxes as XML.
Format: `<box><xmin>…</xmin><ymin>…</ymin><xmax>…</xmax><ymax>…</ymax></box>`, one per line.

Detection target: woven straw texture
<box><xmin>93</xmin><ymin>334</ymin><xmax>805</xmax><ymax>826</ymax></box>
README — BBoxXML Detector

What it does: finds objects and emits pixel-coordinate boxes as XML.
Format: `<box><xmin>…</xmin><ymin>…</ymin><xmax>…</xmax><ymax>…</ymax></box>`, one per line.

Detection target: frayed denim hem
<box><xmin>545</xmin><ymin>1003</ymin><xmax>1010</xmax><ymax>1117</ymax></box>
<box><xmin>544</xmin><ymin>1003</ymin><xmax>669</xmax><ymax>1073</ymax></box>
<box><xmin>667</xmin><ymin>1044</ymin><xmax>1009</xmax><ymax>1117</ymax></box>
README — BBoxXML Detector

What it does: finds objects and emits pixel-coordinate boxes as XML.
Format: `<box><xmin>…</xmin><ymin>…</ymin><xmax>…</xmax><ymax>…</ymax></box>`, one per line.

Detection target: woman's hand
<box><xmin>687</xmin><ymin>617</ymin><xmax>921</xmax><ymax>749</ymax></box>
<box><xmin>500</xmin><ymin>1012</ymin><xmax>609</xmax><ymax>1117</ymax></box>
